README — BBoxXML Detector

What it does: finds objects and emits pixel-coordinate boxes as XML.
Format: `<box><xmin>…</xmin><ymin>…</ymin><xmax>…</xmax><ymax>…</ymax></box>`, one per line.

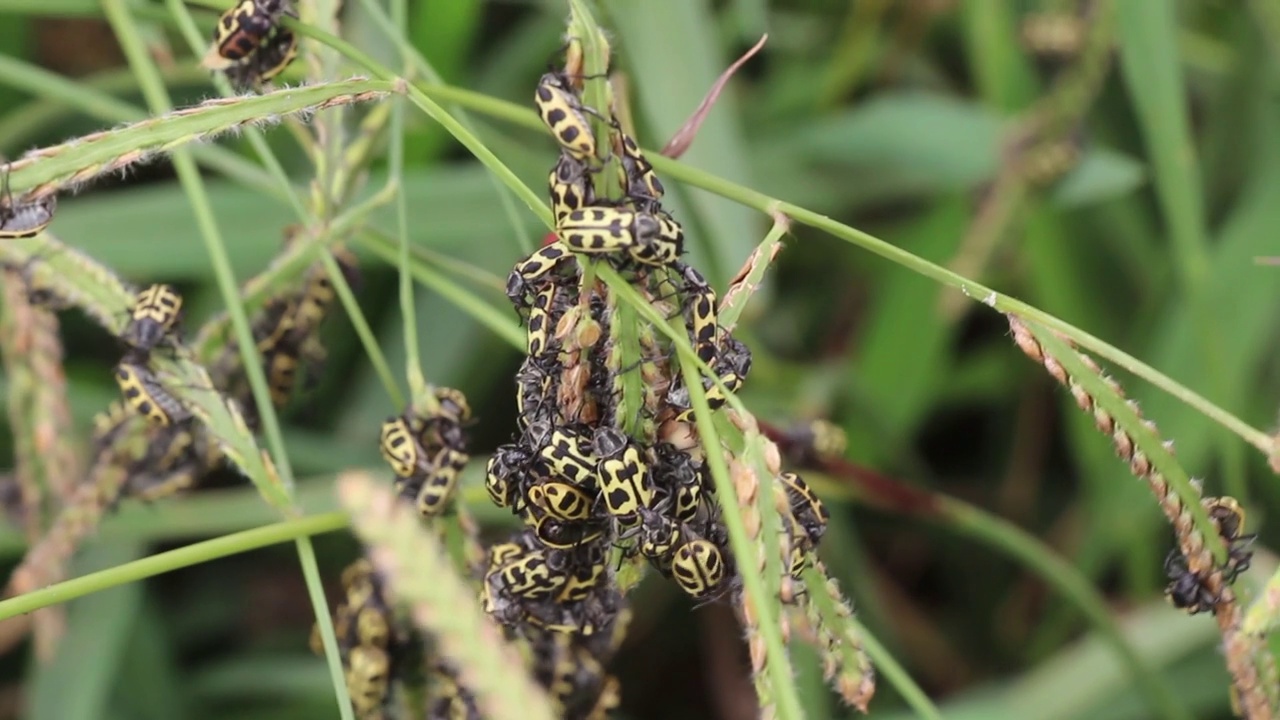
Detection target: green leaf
<box><xmin>782</xmin><ymin>92</ymin><xmax>1145</xmax><ymax>207</ymax></box>
<box><xmin>791</xmin><ymin>92</ymin><xmax>1002</xmax><ymax>189</ymax></box>
<box><xmin>29</xmin><ymin>540</ymin><xmax>146</xmax><ymax>720</ymax></box>
<box><xmin>51</xmin><ymin>167</ymin><xmax>543</xmax><ymax>279</ymax></box>
<box><xmin>111</xmin><ymin>599</ymin><xmax>188</xmax><ymax>720</ymax></box>
<box><xmin>846</xmin><ymin>197</ymin><xmax>967</xmax><ymax>461</ymax></box>
<box><xmin>1117</xmin><ymin>1</ymin><xmax>1210</xmax><ymax>286</ymax></box>
<box><xmin>1051</xmin><ymin>150</ymin><xmax>1147</xmax><ymax>208</ymax></box>
<box><xmin>189</xmin><ymin>654</ymin><xmax>333</xmax><ymax>701</ymax></box>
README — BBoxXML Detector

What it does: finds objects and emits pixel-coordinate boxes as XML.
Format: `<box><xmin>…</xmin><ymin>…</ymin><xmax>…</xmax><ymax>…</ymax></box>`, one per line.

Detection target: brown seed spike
<box><xmin>1109</xmin><ymin>429</ymin><xmax>1132</xmax><ymax>461</ymax></box>
<box><xmin>1043</xmin><ymin>356</ymin><xmax>1068</xmax><ymax>384</ymax></box>
<box><xmin>1007</xmin><ymin>316</ymin><xmax>1044</xmax><ymax>361</ymax></box>
<box><xmin>1093</xmin><ymin>407</ymin><xmax>1115</xmax><ymax>434</ymax></box>
<box><xmin>1070</xmin><ymin>385</ymin><xmax>1092</xmax><ymax>411</ymax></box>
<box><xmin>1129</xmin><ymin>450</ymin><xmax>1152</xmax><ymax>477</ymax></box>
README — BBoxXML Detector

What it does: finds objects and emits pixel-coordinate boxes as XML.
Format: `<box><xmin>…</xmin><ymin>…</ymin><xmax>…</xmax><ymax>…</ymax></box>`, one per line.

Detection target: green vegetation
<box><xmin>0</xmin><ymin>1</ymin><xmax>1276</xmax><ymax>719</ymax></box>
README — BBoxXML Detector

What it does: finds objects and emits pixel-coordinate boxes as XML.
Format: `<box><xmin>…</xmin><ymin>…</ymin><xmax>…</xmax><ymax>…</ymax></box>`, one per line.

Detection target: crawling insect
<box><xmin>203</xmin><ymin>0</ymin><xmax>291</xmax><ymax>69</ymax></box>
<box><xmin>0</xmin><ymin>165</ymin><xmax>55</xmax><ymax>239</ymax></box>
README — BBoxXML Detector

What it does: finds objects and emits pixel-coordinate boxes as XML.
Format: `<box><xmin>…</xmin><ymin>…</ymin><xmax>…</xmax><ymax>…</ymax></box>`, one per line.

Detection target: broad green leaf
<box><xmin>846</xmin><ymin>197</ymin><xmax>968</xmax><ymax>462</ymax></box>
<box><xmin>779</xmin><ymin>92</ymin><xmax>1145</xmax><ymax>207</ymax></box>
<box><xmin>51</xmin><ymin>166</ymin><xmax>544</xmax><ymax>279</ymax></box>
<box><xmin>29</xmin><ymin>541</ymin><xmax>145</xmax><ymax>720</ymax></box>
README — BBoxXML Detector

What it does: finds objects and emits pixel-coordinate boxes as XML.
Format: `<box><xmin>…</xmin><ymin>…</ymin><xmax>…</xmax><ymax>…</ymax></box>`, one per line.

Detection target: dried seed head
<box><xmin>730</xmin><ymin>458</ymin><xmax>758</xmax><ymax>506</ymax></box>
<box><xmin>763</xmin><ymin>442</ymin><xmax>782</xmax><ymax>476</ymax></box>
<box><xmin>554</xmin><ymin>304</ymin><xmax>579</xmax><ymax>340</ymax></box>
<box><xmin>727</xmin><ymin>409</ymin><xmax>753</xmax><ymax>433</ymax></box>
<box><xmin>1008</xmin><ymin>317</ymin><xmax>1044</xmax><ymax>361</ymax></box>
<box><xmin>1070</xmin><ymin>385</ymin><xmax>1092</xmax><ymax>411</ymax></box>
<box><xmin>1043</xmin><ymin>356</ymin><xmax>1068</xmax><ymax>384</ymax></box>
<box><xmin>576</xmin><ymin>317</ymin><xmax>602</xmax><ymax>348</ymax></box>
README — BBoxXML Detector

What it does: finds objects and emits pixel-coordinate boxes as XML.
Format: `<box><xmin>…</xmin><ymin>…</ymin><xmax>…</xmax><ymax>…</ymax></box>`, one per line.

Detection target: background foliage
<box><xmin>0</xmin><ymin>0</ymin><xmax>1277</xmax><ymax>719</ymax></box>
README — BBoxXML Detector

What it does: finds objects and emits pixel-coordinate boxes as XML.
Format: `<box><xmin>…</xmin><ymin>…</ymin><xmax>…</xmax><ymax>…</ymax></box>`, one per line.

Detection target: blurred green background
<box><xmin>0</xmin><ymin>0</ymin><xmax>1278</xmax><ymax>718</ymax></box>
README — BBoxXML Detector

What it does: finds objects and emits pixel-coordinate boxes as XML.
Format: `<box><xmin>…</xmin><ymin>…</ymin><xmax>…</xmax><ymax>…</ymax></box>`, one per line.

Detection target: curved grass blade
<box><xmin>0</xmin><ymin>513</ymin><xmax>348</xmax><ymax>622</ymax></box>
<box><xmin>7</xmin><ymin>78</ymin><xmax>398</xmax><ymax>199</ymax></box>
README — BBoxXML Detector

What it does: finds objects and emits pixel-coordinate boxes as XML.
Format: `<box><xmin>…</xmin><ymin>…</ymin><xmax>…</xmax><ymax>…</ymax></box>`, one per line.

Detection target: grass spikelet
<box><xmin>770</xmin><ymin>481</ymin><xmax>799</xmax><ymax>606</ymax></box>
<box><xmin>729</xmin><ymin>448</ymin><xmax>792</xmax><ymax>711</ymax></box>
<box><xmin>1</xmin><ymin>272</ymin><xmax>57</xmax><ymax>541</ymax></box>
<box><xmin>152</xmin><ymin>346</ymin><xmax>293</xmax><ymax>509</ymax></box>
<box><xmin>735</xmin><ymin>416</ymin><xmax>794</xmax><ymax>611</ymax></box>
<box><xmin>1015</xmin><ymin>0</ymin><xmax>1116</xmax><ymax>179</ymax></box>
<box><xmin>556</xmin><ymin>286</ymin><xmax>600</xmax><ymax>425</ymax></box>
<box><xmin>718</xmin><ymin>214</ymin><xmax>789</xmax><ymax>333</ymax></box>
<box><xmin>664</xmin><ymin>311</ymin><xmax>803</xmax><ymax>718</ymax></box>
<box><xmin>0</xmin><ymin>235</ymin><xmax>132</xmax><ymax>330</ymax></box>
<box><xmin>1006</xmin><ymin>316</ymin><xmax>1223</xmax><ymax>565</ymax></box>
<box><xmin>1257</xmin><ymin>650</ymin><xmax>1280</xmax><ymax>712</ymax></box>
<box><xmin>7</xmin><ymin>79</ymin><xmax>397</xmax><ymax>200</ymax></box>
<box><xmin>798</xmin><ymin>562</ymin><xmax>875</xmax><ymax>713</ymax></box>
<box><xmin>336</xmin><ymin>471</ymin><xmax>557</xmax><ymax>720</ymax></box>
<box><xmin>1244</xmin><ymin>570</ymin><xmax>1280</xmax><ymax>635</ymax></box>
<box><xmin>735</xmin><ymin>588</ymin><xmax>779</xmax><ymax>719</ymax></box>
<box><xmin>1214</xmin><ymin>601</ymin><xmax>1273</xmax><ymax>719</ymax></box>
<box><xmin>1007</xmin><ymin>314</ymin><xmax>1273</xmax><ymax>716</ymax></box>
<box><xmin>0</xmin><ymin>234</ymin><xmax>291</xmax><ymax>510</ymax></box>
<box><xmin>729</xmin><ymin>457</ymin><xmax>764</xmax><ymax>562</ymax></box>
<box><xmin>0</xmin><ymin>247</ymin><xmax>152</xmax><ymax>596</ymax></box>
<box><xmin>0</xmin><ymin>269</ymin><xmax>79</xmax><ymax>660</ymax></box>
<box><xmin>7</xmin><ymin>450</ymin><xmax>133</xmax><ymax>599</ymax></box>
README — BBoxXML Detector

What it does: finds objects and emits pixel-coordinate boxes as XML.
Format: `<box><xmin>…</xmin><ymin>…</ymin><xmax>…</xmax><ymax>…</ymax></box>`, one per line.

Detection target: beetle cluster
<box><xmin>86</xmin><ymin>243</ymin><xmax>357</xmax><ymax>501</ymax></box>
<box><xmin>526</xmin><ymin>622</ymin><xmax>622</xmax><ymax>720</ymax></box>
<box><xmin>96</xmin><ymin>282</ymin><xmax>213</xmax><ymax>500</ymax></box>
<box><xmin>1164</xmin><ymin>495</ymin><xmax>1256</xmax><ymax>614</ymax></box>
<box><xmin>314</xmin><ymin>559</ymin><xmax>498</xmax><ymax>720</ymax></box>
<box><xmin>461</xmin><ymin>55</ymin><xmax>821</xmax><ymax>718</ymax></box>
<box><xmin>534</xmin><ymin>66</ymin><xmax>681</xmax><ymax>269</ymax></box>
<box><xmin>113</xmin><ymin>283</ymin><xmax>188</xmax><ymax>426</ymax></box>
<box><xmin>494</xmin><ymin>248</ymin><xmax>748</xmax><ymax>609</ymax></box>
<box><xmin>309</xmin><ymin>553</ymin><xmax>468</xmax><ymax>719</ymax></box>
<box><xmin>317</xmin><ymin>553</ymin><xmax>623</xmax><ymax>720</ymax></box>
<box><xmin>377</xmin><ymin>387</ymin><xmax>472</xmax><ymax>519</ymax></box>
<box><xmin>202</xmin><ymin>0</ymin><xmax>299</xmax><ymax>91</ymax></box>
<box><xmin>311</xmin><ymin>559</ymin><xmax>415</xmax><ymax>720</ymax></box>
<box><xmin>479</xmin><ymin>530</ymin><xmax>625</xmax><ymax>718</ymax></box>
<box><xmin>212</xmin><ymin>245</ymin><xmax>360</xmax><ymax>430</ymax></box>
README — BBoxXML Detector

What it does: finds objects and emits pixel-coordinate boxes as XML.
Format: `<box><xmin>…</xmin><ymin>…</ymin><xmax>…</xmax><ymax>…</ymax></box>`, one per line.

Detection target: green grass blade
<box><xmin>28</xmin><ymin>541</ymin><xmax>146</xmax><ymax>720</ymax></box>
<box><xmin>358</xmin><ymin>230</ymin><xmax>525</xmax><ymax>350</ymax></box>
<box><xmin>1115</xmin><ymin>2</ymin><xmax>1209</xmax><ymax>288</ymax></box>
<box><xmin>0</xmin><ymin>513</ymin><xmax>348</xmax><ymax>621</ymax></box>
<box><xmin>7</xmin><ymin>78</ymin><xmax>396</xmax><ymax>196</ymax></box>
